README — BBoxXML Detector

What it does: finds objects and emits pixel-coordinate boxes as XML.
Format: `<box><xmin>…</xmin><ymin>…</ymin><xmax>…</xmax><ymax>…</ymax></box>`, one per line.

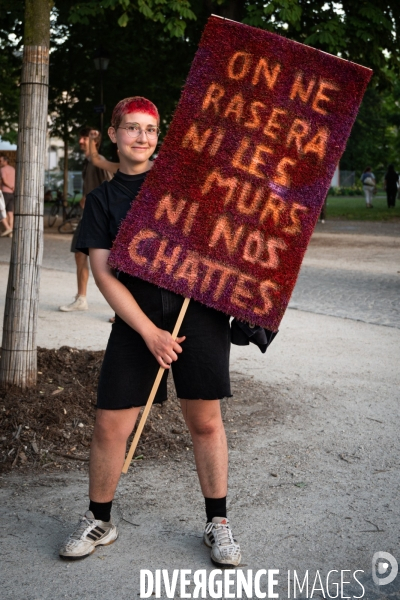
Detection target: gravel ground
<box><xmin>0</xmin><ymin>222</ymin><xmax>399</xmax><ymax>600</ymax></box>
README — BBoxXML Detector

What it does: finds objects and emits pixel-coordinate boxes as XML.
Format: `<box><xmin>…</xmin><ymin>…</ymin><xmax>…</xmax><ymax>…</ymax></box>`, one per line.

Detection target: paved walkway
<box><xmin>1</xmin><ymin>220</ymin><xmax>398</xmax><ymax>348</ymax></box>
<box><xmin>292</xmin><ymin>266</ymin><xmax>400</xmax><ymax>328</ymax></box>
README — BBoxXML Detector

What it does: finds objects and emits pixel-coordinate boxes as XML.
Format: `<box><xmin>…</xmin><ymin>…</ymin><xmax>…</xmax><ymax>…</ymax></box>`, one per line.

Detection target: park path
<box><xmin>1</xmin><ymin>220</ymin><xmax>399</xmax><ymax>349</ymax></box>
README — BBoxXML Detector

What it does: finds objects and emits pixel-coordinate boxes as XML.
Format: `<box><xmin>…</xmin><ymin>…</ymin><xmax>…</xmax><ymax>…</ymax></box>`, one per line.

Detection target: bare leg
<box><xmin>180</xmin><ymin>399</ymin><xmax>228</xmax><ymax>498</ymax></box>
<box><xmin>6</xmin><ymin>211</ymin><xmax>13</xmax><ymax>230</ymax></box>
<box><xmin>89</xmin><ymin>407</ymin><xmax>141</xmax><ymax>502</ymax></box>
<box><xmin>0</xmin><ymin>217</ymin><xmax>10</xmax><ymax>232</ymax></box>
<box><xmin>75</xmin><ymin>251</ymin><xmax>89</xmax><ymax>297</ymax></box>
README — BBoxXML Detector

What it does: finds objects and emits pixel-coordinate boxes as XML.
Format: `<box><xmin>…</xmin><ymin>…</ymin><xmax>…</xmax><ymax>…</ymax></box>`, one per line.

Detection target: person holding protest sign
<box><xmin>88</xmin><ymin>130</ymin><xmax>120</xmax><ymax>324</ymax></box>
<box><xmin>59</xmin><ymin>96</ymin><xmax>241</xmax><ymax>568</ymax></box>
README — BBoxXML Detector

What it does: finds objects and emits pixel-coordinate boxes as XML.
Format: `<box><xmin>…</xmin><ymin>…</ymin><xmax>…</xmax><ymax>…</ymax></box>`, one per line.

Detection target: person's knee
<box><xmin>75</xmin><ymin>251</ymin><xmax>88</xmax><ymax>268</ymax></box>
<box><xmin>186</xmin><ymin>410</ymin><xmax>223</xmax><ymax>438</ymax></box>
<box><xmin>192</xmin><ymin>421</ymin><xmax>221</xmax><ymax>438</ymax></box>
<box><xmin>93</xmin><ymin>411</ymin><xmax>132</xmax><ymax>444</ymax></box>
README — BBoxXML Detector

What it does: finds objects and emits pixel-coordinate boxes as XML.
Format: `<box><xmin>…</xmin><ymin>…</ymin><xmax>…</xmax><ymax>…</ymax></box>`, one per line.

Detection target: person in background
<box><xmin>360</xmin><ymin>166</ymin><xmax>376</xmax><ymax>208</ymax></box>
<box><xmin>88</xmin><ymin>130</ymin><xmax>120</xmax><ymax>323</ymax></box>
<box><xmin>0</xmin><ymin>190</ymin><xmax>11</xmax><ymax>236</ymax></box>
<box><xmin>89</xmin><ymin>130</ymin><xmax>119</xmax><ymax>174</ymax></box>
<box><xmin>384</xmin><ymin>164</ymin><xmax>399</xmax><ymax>209</ymax></box>
<box><xmin>59</xmin><ymin>128</ymin><xmax>110</xmax><ymax>312</ymax></box>
<box><xmin>319</xmin><ymin>195</ymin><xmax>327</xmax><ymax>223</ymax></box>
<box><xmin>0</xmin><ymin>154</ymin><xmax>15</xmax><ymax>237</ymax></box>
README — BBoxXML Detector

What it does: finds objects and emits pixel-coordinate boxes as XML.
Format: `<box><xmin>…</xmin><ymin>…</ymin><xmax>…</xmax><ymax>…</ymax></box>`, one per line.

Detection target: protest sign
<box><xmin>109</xmin><ymin>15</ymin><xmax>372</xmax><ymax>332</ymax></box>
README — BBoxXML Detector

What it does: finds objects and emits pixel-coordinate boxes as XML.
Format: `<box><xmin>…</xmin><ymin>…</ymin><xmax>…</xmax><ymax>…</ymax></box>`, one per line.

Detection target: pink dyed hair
<box><xmin>111</xmin><ymin>96</ymin><xmax>160</xmax><ymax>129</ymax></box>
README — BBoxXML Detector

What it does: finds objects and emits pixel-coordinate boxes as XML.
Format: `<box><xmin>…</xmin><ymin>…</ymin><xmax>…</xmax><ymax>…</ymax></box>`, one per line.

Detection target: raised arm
<box><xmin>89</xmin><ymin>248</ymin><xmax>185</xmax><ymax>369</ymax></box>
<box><xmin>89</xmin><ymin>131</ymin><xmax>120</xmax><ymax>174</ymax></box>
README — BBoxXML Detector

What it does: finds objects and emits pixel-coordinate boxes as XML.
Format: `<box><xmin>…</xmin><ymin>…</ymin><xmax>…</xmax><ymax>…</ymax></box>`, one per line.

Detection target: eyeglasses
<box><xmin>117</xmin><ymin>124</ymin><xmax>160</xmax><ymax>139</ymax></box>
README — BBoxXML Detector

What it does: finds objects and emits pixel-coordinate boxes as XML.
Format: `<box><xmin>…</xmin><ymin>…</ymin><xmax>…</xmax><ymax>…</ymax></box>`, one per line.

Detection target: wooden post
<box><xmin>122</xmin><ymin>297</ymin><xmax>190</xmax><ymax>474</ymax></box>
<box><xmin>0</xmin><ymin>0</ymin><xmax>52</xmax><ymax>388</ymax></box>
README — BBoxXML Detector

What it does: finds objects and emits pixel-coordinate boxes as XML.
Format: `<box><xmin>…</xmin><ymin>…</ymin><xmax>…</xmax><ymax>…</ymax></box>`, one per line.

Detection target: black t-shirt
<box><xmin>76</xmin><ymin>170</ymin><xmax>148</xmax><ymax>255</ymax></box>
<box><xmin>385</xmin><ymin>170</ymin><xmax>399</xmax><ymax>189</ymax></box>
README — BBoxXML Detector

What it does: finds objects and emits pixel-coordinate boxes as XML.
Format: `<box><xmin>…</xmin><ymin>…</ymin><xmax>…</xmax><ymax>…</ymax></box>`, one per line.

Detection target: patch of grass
<box><xmin>325</xmin><ymin>195</ymin><xmax>400</xmax><ymax>221</ymax></box>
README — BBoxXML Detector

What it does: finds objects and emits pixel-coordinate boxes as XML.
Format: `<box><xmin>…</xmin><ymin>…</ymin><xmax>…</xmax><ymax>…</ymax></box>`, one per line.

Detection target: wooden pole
<box><xmin>122</xmin><ymin>297</ymin><xmax>190</xmax><ymax>474</ymax></box>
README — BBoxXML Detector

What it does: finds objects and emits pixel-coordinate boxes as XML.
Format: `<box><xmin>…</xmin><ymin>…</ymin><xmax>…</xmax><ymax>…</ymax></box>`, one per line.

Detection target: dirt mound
<box><xmin>0</xmin><ymin>347</ymin><xmax>192</xmax><ymax>473</ymax></box>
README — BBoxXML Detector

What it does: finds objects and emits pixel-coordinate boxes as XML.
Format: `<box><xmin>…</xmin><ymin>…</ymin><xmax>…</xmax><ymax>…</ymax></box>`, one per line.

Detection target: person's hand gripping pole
<box><xmin>122</xmin><ymin>297</ymin><xmax>190</xmax><ymax>473</ymax></box>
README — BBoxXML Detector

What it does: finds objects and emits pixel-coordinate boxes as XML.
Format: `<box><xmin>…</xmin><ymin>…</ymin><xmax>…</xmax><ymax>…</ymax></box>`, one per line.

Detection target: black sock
<box><xmin>205</xmin><ymin>496</ymin><xmax>227</xmax><ymax>522</ymax></box>
<box><xmin>89</xmin><ymin>500</ymin><xmax>113</xmax><ymax>522</ymax></box>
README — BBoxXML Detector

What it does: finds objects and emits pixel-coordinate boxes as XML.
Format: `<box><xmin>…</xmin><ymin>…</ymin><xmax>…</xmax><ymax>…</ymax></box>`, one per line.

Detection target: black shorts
<box><xmin>97</xmin><ymin>274</ymin><xmax>231</xmax><ymax>409</ymax></box>
<box><xmin>3</xmin><ymin>192</ymin><xmax>14</xmax><ymax>213</ymax></box>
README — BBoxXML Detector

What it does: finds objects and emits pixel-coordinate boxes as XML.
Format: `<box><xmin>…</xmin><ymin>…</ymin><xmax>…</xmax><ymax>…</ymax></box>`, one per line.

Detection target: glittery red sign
<box><xmin>109</xmin><ymin>16</ymin><xmax>372</xmax><ymax>331</ymax></box>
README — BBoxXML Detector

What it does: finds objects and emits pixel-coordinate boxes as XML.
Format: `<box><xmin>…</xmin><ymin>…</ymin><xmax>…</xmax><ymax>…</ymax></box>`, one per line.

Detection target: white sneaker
<box><xmin>59</xmin><ymin>510</ymin><xmax>118</xmax><ymax>559</ymax></box>
<box><xmin>59</xmin><ymin>295</ymin><xmax>88</xmax><ymax>312</ymax></box>
<box><xmin>204</xmin><ymin>517</ymin><xmax>241</xmax><ymax>567</ymax></box>
<box><xmin>0</xmin><ymin>228</ymin><xmax>12</xmax><ymax>237</ymax></box>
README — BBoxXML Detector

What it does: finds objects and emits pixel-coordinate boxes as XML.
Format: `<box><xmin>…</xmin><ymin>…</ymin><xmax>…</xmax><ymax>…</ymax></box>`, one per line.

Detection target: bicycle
<box><xmin>46</xmin><ymin>190</ymin><xmax>63</xmax><ymax>228</ymax></box>
<box><xmin>58</xmin><ymin>210</ymin><xmax>82</xmax><ymax>234</ymax></box>
<box><xmin>47</xmin><ymin>189</ymin><xmax>81</xmax><ymax>229</ymax></box>
<box><xmin>58</xmin><ymin>193</ymin><xmax>82</xmax><ymax>234</ymax></box>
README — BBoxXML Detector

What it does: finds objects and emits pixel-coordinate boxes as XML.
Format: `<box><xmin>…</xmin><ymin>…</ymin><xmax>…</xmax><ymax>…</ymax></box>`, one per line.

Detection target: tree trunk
<box><xmin>203</xmin><ymin>0</ymin><xmax>247</xmax><ymax>23</ymax></box>
<box><xmin>218</xmin><ymin>0</ymin><xmax>246</xmax><ymax>21</ymax></box>
<box><xmin>0</xmin><ymin>0</ymin><xmax>52</xmax><ymax>388</ymax></box>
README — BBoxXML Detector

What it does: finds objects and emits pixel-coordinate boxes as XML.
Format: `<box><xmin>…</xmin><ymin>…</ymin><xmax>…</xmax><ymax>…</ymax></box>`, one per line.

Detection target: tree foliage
<box><xmin>69</xmin><ymin>0</ymin><xmax>400</xmax><ymax>86</ymax></box>
<box><xmin>69</xmin><ymin>0</ymin><xmax>197</xmax><ymax>38</ymax></box>
<box><xmin>341</xmin><ymin>78</ymin><xmax>400</xmax><ymax>177</ymax></box>
<box><xmin>0</xmin><ymin>1</ymin><xmax>24</xmax><ymax>143</ymax></box>
<box><xmin>65</xmin><ymin>0</ymin><xmax>400</xmax><ymax>170</ymax></box>
<box><xmin>242</xmin><ymin>0</ymin><xmax>400</xmax><ymax>88</ymax></box>
<box><xmin>47</xmin><ymin>0</ymin><xmax>202</xmax><ymax>159</ymax></box>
